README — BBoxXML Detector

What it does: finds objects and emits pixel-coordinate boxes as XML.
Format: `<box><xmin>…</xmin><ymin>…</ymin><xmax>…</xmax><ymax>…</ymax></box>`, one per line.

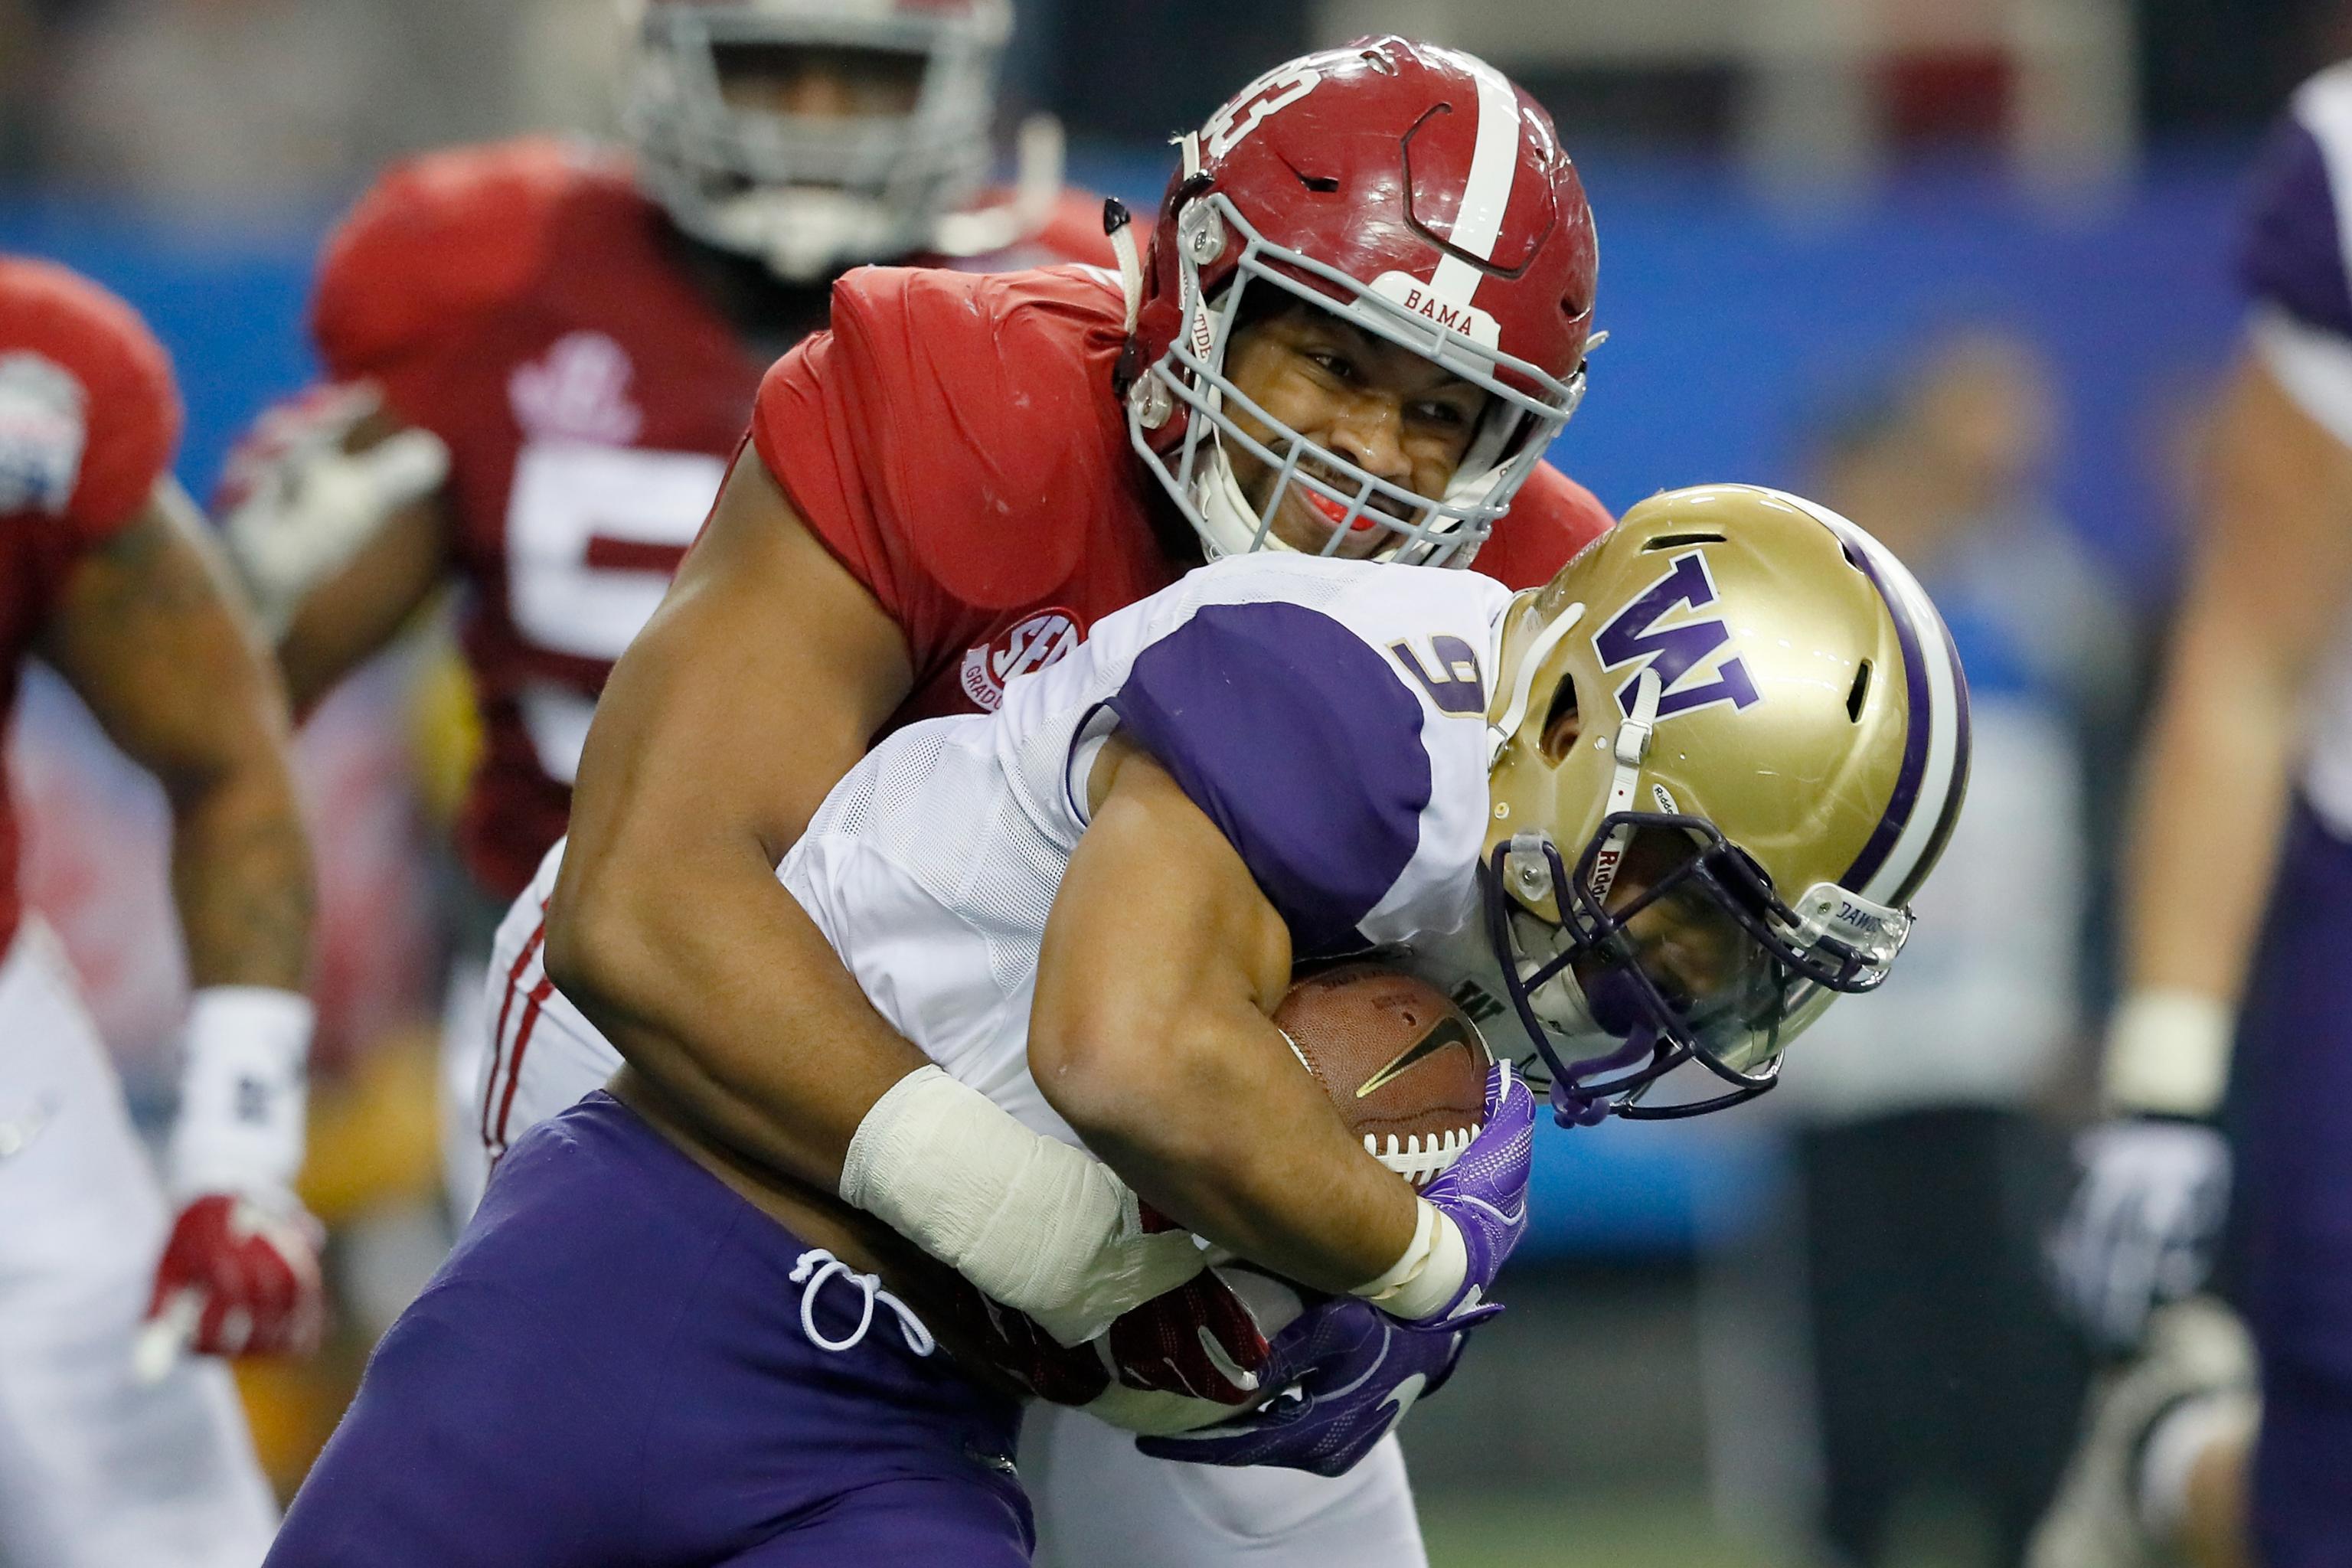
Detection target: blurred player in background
<box><xmin>212</xmin><ymin>0</ymin><xmax>1106</xmax><ymax>1217</ymax></box>
<box><xmin>2034</xmin><ymin>58</ymin><xmax>2352</xmax><ymax>1568</ymax></box>
<box><xmin>0</xmin><ymin>256</ymin><xmax>321</xmax><ymax>1566</ymax></box>
<box><xmin>485</xmin><ymin>37</ymin><xmax>1614</xmax><ymax>1568</ymax></box>
<box><xmin>1704</xmin><ymin>332</ymin><xmax>2116</xmax><ymax>1567</ymax></box>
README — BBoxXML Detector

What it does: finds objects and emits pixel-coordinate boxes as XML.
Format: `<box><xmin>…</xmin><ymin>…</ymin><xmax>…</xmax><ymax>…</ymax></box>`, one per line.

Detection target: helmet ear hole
<box><xmin>1539</xmin><ymin>674</ymin><xmax>1581</xmax><ymax>763</ymax></box>
<box><xmin>1845</xmin><ymin>660</ymin><xmax>1873</xmax><ymax>722</ymax></box>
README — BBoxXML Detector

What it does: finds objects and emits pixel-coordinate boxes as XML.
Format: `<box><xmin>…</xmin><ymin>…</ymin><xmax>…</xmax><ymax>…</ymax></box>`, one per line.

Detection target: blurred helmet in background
<box><xmin>1481</xmin><ymin>485</ymin><xmax>1971</xmax><ymax>1122</ymax></box>
<box><xmin>621</xmin><ymin>0</ymin><xmax>1016</xmax><ymax>280</ymax></box>
<box><xmin>1123</xmin><ymin>35</ymin><xmax>1599</xmax><ymax>567</ymax></box>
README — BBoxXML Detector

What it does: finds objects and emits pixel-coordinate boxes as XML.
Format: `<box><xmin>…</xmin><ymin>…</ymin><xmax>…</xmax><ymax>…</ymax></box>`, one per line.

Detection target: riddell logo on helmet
<box><xmin>1370</xmin><ymin>273</ymin><xmax>1501</xmax><ymax>350</ymax></box>
<box><xmin>959</xmin><ymin>609</ymin><xmax>1083</xmax><ymax>710</ymax></box>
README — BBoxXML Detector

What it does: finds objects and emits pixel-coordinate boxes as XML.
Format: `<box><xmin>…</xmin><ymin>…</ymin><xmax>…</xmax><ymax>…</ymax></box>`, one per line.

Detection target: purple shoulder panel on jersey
<box><xmin>1106</xmin><ymin>600</ymin><xmax>1432</xmax><ymax>957</ymax></box>
<box><xmin>2239</xmin><ymin>115</ymin><xmax>2352</xmax><ymax>336</ymax></box>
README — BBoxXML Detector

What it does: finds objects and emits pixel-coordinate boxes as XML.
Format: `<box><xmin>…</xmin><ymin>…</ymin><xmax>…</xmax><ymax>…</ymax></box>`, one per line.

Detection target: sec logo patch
<box><xmin>960</xmin><ymin>609</ymin><xmax>1083</xmax><ymax>711</ymax></box>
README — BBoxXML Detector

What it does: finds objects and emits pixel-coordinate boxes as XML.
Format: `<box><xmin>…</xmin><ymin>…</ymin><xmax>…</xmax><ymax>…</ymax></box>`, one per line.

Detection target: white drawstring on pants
<box><xmin>789</xmin><ymin>1248</ymin><xmax>936</xmax><ymax>1357</ymax></box>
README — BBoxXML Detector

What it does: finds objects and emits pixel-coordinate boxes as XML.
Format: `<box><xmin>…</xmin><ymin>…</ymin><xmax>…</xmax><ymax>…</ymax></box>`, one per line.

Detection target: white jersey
<box><xmin>2239</xmin><ymin>63</ymin><xmax>2352</xmax><ymax>833</ymax></box>
<box><xmin>479</xmin><ymin>553</ymin><xmax>1517</xmax><ymax>1161</ymax></box>
<box><xmin>779</xmin><ymin>552</ymin><xmax>1513</xmax><ymax>1143</ymax></box>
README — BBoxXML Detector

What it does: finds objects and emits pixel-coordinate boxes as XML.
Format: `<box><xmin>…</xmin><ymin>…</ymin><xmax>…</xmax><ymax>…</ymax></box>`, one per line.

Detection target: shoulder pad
<box><xmin>1107</xmin><ymin>593</ymin><xmax>1439</xmax><ymax>957</ymax></box>
<box><xmin>2241</xmin><ymin>68</ymin><xmax>2352</xmax><ymax>335</ymax></box>
<box><xmin>0</xmin><ymin>256</ymin><xmax>180</xmax><ymax>537</ymax></box>
<box><xmin>821</xmin><ymin>265</ymin><xmax>1125</xmax><ymax>608</ymax></box>
<box><xmin>1471</xmin><ymin>462</ymin><xmax>1615</xmax><ymax>590</ymax></box>
<box><xmin>313</xmin><ymin>136</ymin><xmax>642</xmax><ymax>375</ymax></box>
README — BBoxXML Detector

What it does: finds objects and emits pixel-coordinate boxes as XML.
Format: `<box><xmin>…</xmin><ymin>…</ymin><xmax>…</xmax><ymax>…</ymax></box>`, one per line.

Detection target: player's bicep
<box><xmin>1031</xmin><ymin>745</ymin><xmax>1292</xmax><ymax>1113</ymax></box>
<box><xmin>40</xmin><ymin>481</ymin><xmax>291</xmax><ymax>791</ymax></box>
<box><xmin>565</xmin><ymin>447</ymin><xmax>916</xmax><ymax>877</ymax></box>
<box><xmin>2193</xmin><ymin>349</ymin><xmax>2352</xmax><ymax>679</ymax></box>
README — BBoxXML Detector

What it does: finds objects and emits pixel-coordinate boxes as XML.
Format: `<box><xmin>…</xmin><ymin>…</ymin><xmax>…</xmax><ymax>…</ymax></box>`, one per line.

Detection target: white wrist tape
<box><xmin>838</xmin><ymin>1065</ymin><xmax>1207</xmax><ymax>1346</ymax></box>
<box><xmin>167</xmin><ymin>986</ymin><xmax>314</xmax><ymax>1198</ymax></box>
<box><xmin>2104</xmin><ymin>990</ymin><xmax>2234</xmax><ymax>1117</ymax></box>
<box><xmin>1351</xmin><ymin>1199</ymin><xmax>1468</xmax><ymax>1322</ymax></box>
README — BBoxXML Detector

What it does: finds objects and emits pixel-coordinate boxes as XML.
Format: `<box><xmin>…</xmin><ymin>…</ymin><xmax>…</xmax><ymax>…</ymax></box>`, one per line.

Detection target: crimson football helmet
<box><xmin>1119</xmin><ymin>37</ymin><xmax>1598</xmax><ymax>567</ymax></box>
<box><xmin>622</xmin><ymin>0</ymin><xmax>1055</xmax><ymax>280</ymax></box>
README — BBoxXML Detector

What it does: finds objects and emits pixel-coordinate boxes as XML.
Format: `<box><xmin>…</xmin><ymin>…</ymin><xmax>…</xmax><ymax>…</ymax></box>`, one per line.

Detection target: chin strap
<box><xmin>1106</xmin><ymin>201</ymin><xmax>1144</xmax><ymax>335</ymax></box>
<box><xmin>1586</xmin><ymin>668</ymin><xmax>1661</xmax><ymax>905</ymax></box>
<box><xmin>1487</xmin><ymin>600</ymin><xmax>1587</xmax><ymax>766</ymax></box>
<box><xmin>1106</xmin><ymin>199</ymin><xmax>1148</xmax><ymax>400</ymax></box>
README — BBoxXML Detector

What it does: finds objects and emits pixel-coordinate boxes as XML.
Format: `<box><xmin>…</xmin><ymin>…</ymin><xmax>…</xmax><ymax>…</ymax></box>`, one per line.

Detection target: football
<box><xmin>1072</xmin><ymin>966</ymin><xmax>1493</xmax><ymax>1438</ymax></box>
<box><xmin>1274</xmin><ymin>962</ymin><xmax>1491</xmax><ymax>1189</ymax></box>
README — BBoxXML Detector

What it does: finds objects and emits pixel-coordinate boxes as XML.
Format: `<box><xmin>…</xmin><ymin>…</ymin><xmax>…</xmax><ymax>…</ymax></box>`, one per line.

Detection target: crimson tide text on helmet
<box><xmin>622</xmin><ymin>0</ymin><xmax>1054</xmax><ymax>281</ymax></box>
<box><xmin>1480</xmin><ymin>486</ymin><xmax>1971</xmax><ymax>1122</ymax></box>
<box><xmin>1118</xmin><ymin>37</ymin><xmax>1599</xmax><ymax>567</ymax></box>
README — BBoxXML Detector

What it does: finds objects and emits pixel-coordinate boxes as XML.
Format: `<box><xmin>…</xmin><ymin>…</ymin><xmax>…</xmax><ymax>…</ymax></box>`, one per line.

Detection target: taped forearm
<box><xmin>1351</xmin><ymin>1200</ymin><xmax>1466</xmax><ymax>1323</ymax></box>
<box><xmin>838</xmin><ymin>1065</ymin><xmax>1207</xmax><ymax>1345</ymax></box>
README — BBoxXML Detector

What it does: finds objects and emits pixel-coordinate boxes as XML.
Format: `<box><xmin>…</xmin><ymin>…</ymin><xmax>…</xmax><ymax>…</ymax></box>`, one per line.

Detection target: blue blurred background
<box><xmin>0</xmin><ymin>152</ymin><xmax>2244</xmax><ymax>612</ymax></box>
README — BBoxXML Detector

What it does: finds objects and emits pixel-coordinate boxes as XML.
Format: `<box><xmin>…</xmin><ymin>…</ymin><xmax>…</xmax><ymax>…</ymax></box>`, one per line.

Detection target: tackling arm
<box><xmin>550</xmin><ymin>456</ymin><xmax>1215</xmax><ymax>1346</ymax></box>
<box><xmin>1027</xmin><ymin>742</ymin><xmax>1422</xmax><ymax>1294</ymax></box>
<box><xmin>544</xmin><ymin>452</ymin><xmax>931</xmax><ymax>1189</ymax></box>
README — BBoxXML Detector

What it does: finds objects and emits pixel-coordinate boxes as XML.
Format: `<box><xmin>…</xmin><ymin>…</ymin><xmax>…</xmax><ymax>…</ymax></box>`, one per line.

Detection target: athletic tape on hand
<box><xmin>166</xmin><ymin>987</ymin><xmax>314</xmax><ymax>1199</ymax></box>
<box><xmin>1351</xmin><ymin>1199</ymin><xmax>1468</xmax><ymax>1323</ymax></box>
<box><xmin>839</xmin><ymin>1065</ymin><xmax>1207</xmax><ymax>1345</ymax></box>
<box><xmin>2103</xmin><ymin>990</ymin><xmax>2233</xmax><ymax>1118</ymax></box>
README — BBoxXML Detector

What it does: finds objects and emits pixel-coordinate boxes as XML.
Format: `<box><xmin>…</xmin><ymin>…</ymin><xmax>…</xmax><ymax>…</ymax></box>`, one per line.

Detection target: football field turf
<box><xmin>1420</xmin><ymin>1488</ymin><xmax>1998</xmax><ymax>1567</ymax></box>
<box><xmin>1421</xmin><ymin>1490</ymin><xmax>1770</xmax><ymax>1568</ymax></box>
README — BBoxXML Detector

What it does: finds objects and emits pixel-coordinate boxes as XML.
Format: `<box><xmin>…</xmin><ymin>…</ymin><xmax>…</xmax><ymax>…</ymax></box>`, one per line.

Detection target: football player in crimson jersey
<box><xmin>431</xmin><ymin>38</ymin><xmax>1608</xmax><ymax>1568</ymax></box>
<box><xmin>0</xmin><ymin>256</ymin><xmax>322</xmax><ymax>1566</ymax></box>
<box><xmin>212</xmin><ymin>0</ymin><xmax>1107</xmax><ymax>1214</ymax></box>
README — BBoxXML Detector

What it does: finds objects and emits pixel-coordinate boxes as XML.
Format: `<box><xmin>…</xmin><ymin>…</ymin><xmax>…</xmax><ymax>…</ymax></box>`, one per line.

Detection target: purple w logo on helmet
<box><xmin>1592</xmin><ymin>552</ymin><xmax>1762</xmax><ymax>720</ymax></box>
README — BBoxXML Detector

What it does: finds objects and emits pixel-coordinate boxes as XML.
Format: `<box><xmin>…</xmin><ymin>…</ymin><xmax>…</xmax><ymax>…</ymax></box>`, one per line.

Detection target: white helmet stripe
<box><xmin>1762</xmin><ymin>489</ymin><xmax>1968</xmax><ymax>906</ymax></box>
<box><xmin>1427</xmin><ymin>54</ymin><xmax>1521</xmax><ymax>309</ymax></box>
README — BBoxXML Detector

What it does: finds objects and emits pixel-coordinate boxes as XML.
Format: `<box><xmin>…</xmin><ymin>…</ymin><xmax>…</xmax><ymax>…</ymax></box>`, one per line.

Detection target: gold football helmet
<box><xmin>1482</xmin><ymin>485</ymin><xmax>1970</xmax><ymax>1122</ymax></box>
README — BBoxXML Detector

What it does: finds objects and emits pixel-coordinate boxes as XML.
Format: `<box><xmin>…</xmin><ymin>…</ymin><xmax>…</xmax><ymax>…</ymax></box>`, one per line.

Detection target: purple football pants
<box><xmin>2236</xmin><ymin>799</ymin><xmax>2352</xmax><ymax>1566</ymax></box>
<box><xmin>266</xmin><ymin>1092</ymin><xmax>1032</xmax><ymax>1567</ymax></box>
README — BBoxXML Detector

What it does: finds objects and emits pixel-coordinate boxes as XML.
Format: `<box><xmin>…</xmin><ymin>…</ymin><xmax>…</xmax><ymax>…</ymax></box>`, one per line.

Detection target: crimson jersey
<box><xmin>310</xmin><ymin>136</ymin><xmax>1112</xmax><ymax>898</ymax></box>
<box><xmin>751</xmin><ymin>263</ymin><xmax>1613</xmax><ymax>731</ymax></box>
<box><xmin>0</xmin><ymin>256</ymin><xmax>182</xmax><ymax>951</ymax></box>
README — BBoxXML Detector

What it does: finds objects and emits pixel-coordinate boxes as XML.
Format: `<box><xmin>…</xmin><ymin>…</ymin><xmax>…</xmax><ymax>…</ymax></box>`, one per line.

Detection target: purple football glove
<box><xmin>1406</xmin><ymin>1061</ymin><xmax>1534</xmax><ymax>1324</ymax></box>
<box><xmin>1135</xmin><ymin>1292</ymin><xmax>1495</xmax><ymax>1476</ymax></box>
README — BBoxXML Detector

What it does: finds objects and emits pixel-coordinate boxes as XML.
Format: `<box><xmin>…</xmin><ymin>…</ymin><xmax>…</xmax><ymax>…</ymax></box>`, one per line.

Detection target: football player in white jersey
<box><xmin>264</xmin><ymin>485</ymin><xmax>1970</xmax><ymax>1566</ymax></box>
<box><xmin>2034</xmin><ymin>60</ymin><xmax>2352</xmax><ymax>1568</ymax></box>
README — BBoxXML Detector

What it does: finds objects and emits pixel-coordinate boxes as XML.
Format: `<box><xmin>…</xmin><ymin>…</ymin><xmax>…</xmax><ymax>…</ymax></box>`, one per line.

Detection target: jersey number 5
<box><xmin>505</xmin><ymin>440</ymin><xmax>726</xmax><ymax>782</ymax></box>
